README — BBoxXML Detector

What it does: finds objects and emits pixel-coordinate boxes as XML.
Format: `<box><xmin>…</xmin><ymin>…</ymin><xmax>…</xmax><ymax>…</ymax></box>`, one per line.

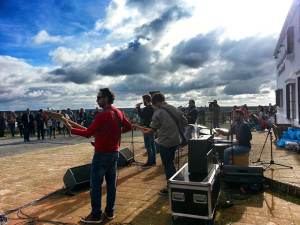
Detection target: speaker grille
<box><xmin>63</xmin><ymin>164</ymin><xmax>91</xmax><ymax>191</ymax></box>
<box><xmin>118</xmin><ymin>147</ymin><xmax>133</xmax><ymax>167</ymax></box>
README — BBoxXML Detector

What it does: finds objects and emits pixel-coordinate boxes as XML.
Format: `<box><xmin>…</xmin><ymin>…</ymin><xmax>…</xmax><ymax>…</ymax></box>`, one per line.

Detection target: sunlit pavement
<box><xmin>0</xmin><ymin>131</ymin><xmax>300</xmax><ymax>225</ymax></box>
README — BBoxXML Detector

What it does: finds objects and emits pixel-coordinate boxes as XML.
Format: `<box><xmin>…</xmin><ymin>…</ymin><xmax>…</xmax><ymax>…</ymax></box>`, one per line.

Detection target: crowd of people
<box><xmin>235</xmin><ymin>103</ymin><xmax>277</xmax><ymax>132</ymax></box>
<box><xmin>0</xmin><ymin>107</ymin><xmax>102</xmax><ymax>140</ymax></box>
<box><xmin>0</xmin><ymin>102</ymin><xmax>277</xmax><ymax>140</ymax></box>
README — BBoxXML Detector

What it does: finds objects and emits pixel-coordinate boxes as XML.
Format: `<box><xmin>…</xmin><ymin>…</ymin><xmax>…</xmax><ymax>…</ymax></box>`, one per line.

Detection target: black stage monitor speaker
<box><xmin>224</xmin><ymin>165</ymin><xmax>264</xmax><ymax>184</ymax></box>
<box><xmin>188</xmin><ymin>135</ymin><xmax>213</xmax><ymax>175</ymax></box>
<box><xmin>63</xmin><ymin>163</ymin><xmax>91</xmax><ymax>191</ymax></box>
<box><xmin>118</xmin><ymin>147</ymin><xmax>133</xmax><ymax>167</ymax></box>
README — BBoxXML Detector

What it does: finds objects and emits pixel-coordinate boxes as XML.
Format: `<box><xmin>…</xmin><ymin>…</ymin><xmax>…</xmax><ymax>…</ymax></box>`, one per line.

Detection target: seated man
<box><xmin>216</xmin><ymin>109</ymin><xmax>252</xmax><ymax>165</ymax></box>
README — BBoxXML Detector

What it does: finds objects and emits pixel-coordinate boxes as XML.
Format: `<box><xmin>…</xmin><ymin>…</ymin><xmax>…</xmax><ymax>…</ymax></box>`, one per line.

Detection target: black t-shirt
<box><xmin>138</xmin><ymin>105</ymin><xmax>156</xmax><ymax>128</ymax></box>
<box><xmin>230</xmin><ymin>121</ymin><xmax>252</xmax><ymax>148</ymax></box>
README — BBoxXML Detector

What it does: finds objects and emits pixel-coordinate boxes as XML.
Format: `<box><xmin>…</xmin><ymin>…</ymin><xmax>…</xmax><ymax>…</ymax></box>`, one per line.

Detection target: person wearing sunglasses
<box><xmin>65</xmin><ymin>88</ymin><xmax>132</xmax><ymax>224</ymax></box>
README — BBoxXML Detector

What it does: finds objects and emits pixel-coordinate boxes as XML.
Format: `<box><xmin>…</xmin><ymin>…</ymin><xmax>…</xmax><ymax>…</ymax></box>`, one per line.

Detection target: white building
<box><xmin>275</xmin><ymin>0</ymin><xmax>300</xmax><ymax>126</ymax></box>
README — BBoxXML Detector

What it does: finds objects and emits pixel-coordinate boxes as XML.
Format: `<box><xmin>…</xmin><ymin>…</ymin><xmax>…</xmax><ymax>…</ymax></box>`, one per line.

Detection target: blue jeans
<box><xmin>184</xmin><ymin>125</ymin><xmax>194</xmax><ymax>141</ymax></box>
<box><xmin>224</xmin><ymin>145</ymin><xmax>250</xmax><ymax>165</ymax></box>
<box><xmin>159</xmin><ymin>145</ymin><xmax>177</xmax><ymax>181</ymax></box>
<box><xmin>90</xmin><ymin>151</ymin><xmax>119</xmax><ymax>219</ymax></box>
<box><xmin>144</xmin><ymin>134</ymin><xmax>156</xmax><ymax>165</ymax></box>
<box><xmin>213</xmin><ymin>117</ymin><xmax>219</xmax><ymax>128</ymax></box>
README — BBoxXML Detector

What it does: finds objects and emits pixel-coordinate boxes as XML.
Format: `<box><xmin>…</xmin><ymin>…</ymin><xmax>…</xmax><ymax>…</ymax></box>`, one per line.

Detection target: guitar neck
<box><xmin>132</xmin><ymin>125</ymin><xmax>143</xmax><ymax>130</ymax></box>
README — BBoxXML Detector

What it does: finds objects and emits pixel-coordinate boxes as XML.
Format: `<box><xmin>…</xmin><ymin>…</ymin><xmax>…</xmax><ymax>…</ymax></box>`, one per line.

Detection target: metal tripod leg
<box><xmin>262</xmin><ymin>160</ymin><xmax>293</xmax><ymax>170</ymax></box>
<box><xmin>261</xmin><ymin>129</ymin><xmax>293</xmax><ymax>170</ymax></box>
<box><xmin>252</xmin><ymin>128</ymin><xmax>270</xmax><ymax>164</ymax></box>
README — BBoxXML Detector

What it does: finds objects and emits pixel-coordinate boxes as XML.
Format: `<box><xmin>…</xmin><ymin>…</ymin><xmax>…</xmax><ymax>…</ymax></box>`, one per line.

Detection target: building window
<box><xmin>275</xmin><ymin>89</ymin><xmax>283</xmax><ymax>107</ymax></box>
<box><xmin>287</xmin><ymin>26</ymin><xmax>294</xmax><ymax>54</ymax></box>
<box><xmin>286</xmin><ymin>83</ymin><xmax>296</xmax><ymax>119</ymax></box>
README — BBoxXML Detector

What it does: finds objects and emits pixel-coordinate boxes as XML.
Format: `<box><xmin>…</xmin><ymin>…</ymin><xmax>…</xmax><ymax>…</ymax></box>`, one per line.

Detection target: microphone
<box><xmin>135</xmin><ymin>102</ymin><xmax>142</xmax><ymax>107</ymax></box>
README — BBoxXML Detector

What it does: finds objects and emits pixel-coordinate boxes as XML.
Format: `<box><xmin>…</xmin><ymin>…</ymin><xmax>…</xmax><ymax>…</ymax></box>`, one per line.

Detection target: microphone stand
<box><xmin>129</xmin><ymin>106</ymin><xmax>143</xmax><ymax>165</ymax></box>
<box><xmin>129</xmin><ymin>108</ymin><xmax>137</xmax><ymax>164</ymax></box>
<box><xmin>261</xmin><ymin>129</ymin><xmax>292</xmax><ymax>170</ymax></box>
<box><xmin>252</xmin><ymin>127</ymin><xmax>271</xmax><ymax>163</ymax></box>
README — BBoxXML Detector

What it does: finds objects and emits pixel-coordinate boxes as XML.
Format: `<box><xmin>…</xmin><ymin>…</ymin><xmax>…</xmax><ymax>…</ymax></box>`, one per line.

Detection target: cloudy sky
<box><xmin>0</xmin><ymin>0</ymin><xmax>293</xmax><ymax>111</ymax></box>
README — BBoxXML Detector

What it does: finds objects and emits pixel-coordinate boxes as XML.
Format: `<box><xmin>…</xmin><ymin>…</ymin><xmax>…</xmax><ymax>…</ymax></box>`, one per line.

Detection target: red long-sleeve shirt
<box><xmin>71</xmin><ymin>106</ymin><xmax>132</xmax><ymax>153</ymax></box>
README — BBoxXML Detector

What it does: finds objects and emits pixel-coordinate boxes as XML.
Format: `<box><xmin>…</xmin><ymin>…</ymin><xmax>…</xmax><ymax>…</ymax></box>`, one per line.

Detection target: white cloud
<box><xmin>1</xmin><ymin>0</ymin><xmax>293</xmax><ymax>110</ymax></box>
<box><xmin>32</xmin><ymin>30</ymin><xmax>72</xmax><ymax>45</ymax></box>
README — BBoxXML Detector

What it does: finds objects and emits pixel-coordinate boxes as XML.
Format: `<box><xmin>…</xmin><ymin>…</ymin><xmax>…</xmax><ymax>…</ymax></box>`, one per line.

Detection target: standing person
<box><xmin>21</xmin><ymin>108</ymin><xmax>34</xmax><ymax>142</ymax></box>
<box><xmin>78</xmin><ymin>108</ymin><xmax>87</xmax><ymax>127</ymax></box>
<box><xmin>240</xmin><ymin>105</ymin><xmax>248</xmax><ymax>121</ymax></box>
<box><xmin>66</xmin><ymin>108</ymin><xmax>74</xmax><ymax>121</ymax></box>
<box><xmin>16</xmin><ymin>113</ymin><xmax>24</xmax><ymax>137</ymax></box>
<box><xmin>49</xmin><ymin>116</ymin><xmax>57</xmax><ymax>139</ymax></box>
<box><xmin>60</xmin><ymin>110</ymin><xmax>71</xmax><ymax>137</ymax></box>
<box><xmin>65</xmin><ymin>88</ymin><xmax>132</xmax><ymax>223</ymax></box>
<box><xmin>87</xmin><ymin>110</ymin><xmax>95</xmax><ymax>127</ymax></box>
<box><xmin>35</xmin><ymin>109</ymin><xmax>46</xmax><ymax>140</ymax></box>
<box><xmin>183</xmin><ymin>100</ymin><xmax>198</xmax><ymax>141</ymax></box>
<box><xmin>29</xmin><ymin>112</ymin><xmax>35</xmax><ymax>137</ymax></box>
<box><xmin>267</xmin><ymin>103</ymin><xmax>274</xmax><ymax>116</ymax></box>
<box><xmin>209</xmin><ymin>100</ymin><xmax>220</xmax><ymax>128</ymax></box>
<box><xmin>7</xmin><ymin>110</ymin><xmax>16</xmax><ymax>137</ymax></box>
<box><xmin>0</xmin><ymin>112</ymin><xmax>7</xmax><ymax>137</ymax></box>
<box><xmin>140</xmin><ymin>93</ymin><xmax>188</xmax><ymax>194</ymax></box>
<box><xmin>136</xmin><ymin>94</ymin><xmax>157</xmax><ymax>168</ymax></box>
<box><xmin>216</xmin><ymin>109</ymin><xmax>252</xmax><ymax>165</ymax></box>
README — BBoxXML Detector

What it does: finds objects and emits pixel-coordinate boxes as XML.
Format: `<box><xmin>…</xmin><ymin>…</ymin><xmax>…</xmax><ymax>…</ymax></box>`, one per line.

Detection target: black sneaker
<box><xmin>104</xmin><ymin>211</ymin><xmax>114</xmax><ymax>220</ymax></box>
<box><xmin>158</xmin><ymin>188</ymin><xmax>168</xmax><ymax>195</ymax></box>
<box><xmin>141</xmin><ymin>163</ymin><xmax>152</xmax><ymax>169</ymax></box>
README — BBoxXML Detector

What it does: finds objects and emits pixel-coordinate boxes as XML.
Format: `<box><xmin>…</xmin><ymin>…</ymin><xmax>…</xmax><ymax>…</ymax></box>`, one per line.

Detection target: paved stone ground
<box><xmin>0</xmin><ymin>130</ymin><xmax>300</xmax><ymax>225</ymax></box>
<box><xmin>0</xmin><ymin>130</ymin><xmax>142</xmax><ymax>158</ymax></box>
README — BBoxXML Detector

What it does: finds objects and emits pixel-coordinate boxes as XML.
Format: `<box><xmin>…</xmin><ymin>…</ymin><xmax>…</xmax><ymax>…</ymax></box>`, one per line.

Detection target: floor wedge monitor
<box><xmin>118</xmin><ymin>147</ymin><xmax>133</xmax><ymax>167</ymax></box>
<box><xmin>63</xmin><ymin>163</ymin><xmax>91</xmax><ymax>191</ymax></box>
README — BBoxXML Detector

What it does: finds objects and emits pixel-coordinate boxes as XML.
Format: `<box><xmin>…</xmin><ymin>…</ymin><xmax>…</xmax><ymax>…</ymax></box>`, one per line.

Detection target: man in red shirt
<box><xmin>65</xmin><ymin>88</ymin><xmax>132</xmax><ymax>223</ymax></box>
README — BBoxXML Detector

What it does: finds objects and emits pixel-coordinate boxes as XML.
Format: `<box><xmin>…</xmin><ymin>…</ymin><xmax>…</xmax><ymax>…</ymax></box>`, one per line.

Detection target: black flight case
<box><xmin>168</xmin><ymin>163</ymin><xmax>220</xmax><ymax>221</ymax></box>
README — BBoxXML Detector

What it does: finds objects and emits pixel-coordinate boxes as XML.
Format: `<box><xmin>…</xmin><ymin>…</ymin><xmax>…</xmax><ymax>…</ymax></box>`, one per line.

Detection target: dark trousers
<box><xmin>37</xmin><ymin>124</ymin><xmax>45</xmax><ymax>139</ymax></box>
<box><xmin>159</xmin><ymin>145</ymin><xmax>177</xmax><ymax>181</ymax></box>
<box><xmin>0</xmin><ymin>129</ymin><xmax>4</xmax><ymax>137</ymax></box>
<box><xmin>24</xmin><ymin>127</ymin><xmax>30</xmax><ymax>141</ymax></box>
<box><xmin>19</xmin><ymin>127</ymin><xmax>24</xmax><ymax>137</ymax></box>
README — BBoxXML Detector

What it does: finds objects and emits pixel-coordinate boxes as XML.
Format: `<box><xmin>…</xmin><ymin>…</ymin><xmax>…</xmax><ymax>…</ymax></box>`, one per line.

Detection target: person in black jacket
<box><xmin>35</xmin><ymin>109</ymin><xmax>45</xmax><ymax>140</ymax></box>
<box><xmin>136</xmin><ymin>94</ymin><xmax>157</xmax><ymax>168</ymax></box>
<box><xmin>21</xmin><ymin>108</ymin><xmax>34</xmax><ymax>142</ymax></box>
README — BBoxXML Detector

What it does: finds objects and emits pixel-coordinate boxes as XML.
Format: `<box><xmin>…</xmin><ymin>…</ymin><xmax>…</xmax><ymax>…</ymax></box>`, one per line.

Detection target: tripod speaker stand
<box><xmin>253</xmin><ymin>127</ymin><xmax>292</xmax><ymax>170</ymax></box>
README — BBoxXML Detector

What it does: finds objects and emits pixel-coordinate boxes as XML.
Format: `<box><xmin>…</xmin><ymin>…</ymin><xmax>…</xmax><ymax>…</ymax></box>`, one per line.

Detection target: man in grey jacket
<box><xmin>141</xmin><ymin>92</ymin><xmax>188</xmax><ymax>194</ymax></box>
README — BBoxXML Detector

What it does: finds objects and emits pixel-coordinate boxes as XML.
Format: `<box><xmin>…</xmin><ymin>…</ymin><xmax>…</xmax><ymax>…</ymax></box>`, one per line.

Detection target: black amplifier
<box><xmin>224</xmin><ymin>165</ymin><xmax>264</xmax><ymax>184</ymax></box>
<box><xmin>188</xmin><ymin>135</ymin><xmax>214</xmax><ymax>175</ymax></box>
<box><xmin>169</xmin><ymin>163</ymin><xmax>220</xmax><ymax>220</ymax></box>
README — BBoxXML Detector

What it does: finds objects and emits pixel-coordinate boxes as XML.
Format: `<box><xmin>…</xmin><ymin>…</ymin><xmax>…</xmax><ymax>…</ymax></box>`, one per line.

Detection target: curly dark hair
<box><xmin>100</xmin><ymin>88</ymin><xmax>115</xmax><ymax>104</ymax></box>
